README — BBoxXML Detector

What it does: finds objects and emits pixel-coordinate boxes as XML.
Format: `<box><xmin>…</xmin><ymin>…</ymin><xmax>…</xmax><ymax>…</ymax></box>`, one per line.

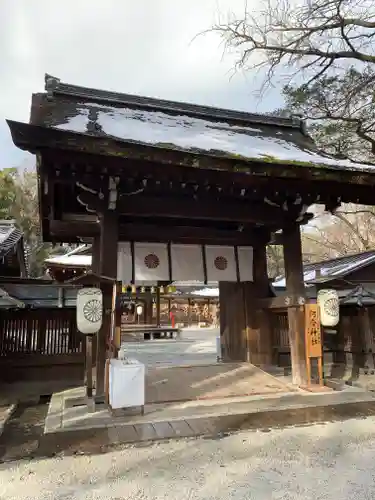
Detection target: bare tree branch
<box><xmin>208</xmin><ymin>0</ymin><xmax>375</xmax><ymax>86</ymax></box>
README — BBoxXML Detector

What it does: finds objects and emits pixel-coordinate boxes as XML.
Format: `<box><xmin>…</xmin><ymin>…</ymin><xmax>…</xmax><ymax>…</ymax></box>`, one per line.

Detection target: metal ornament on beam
<box><xmin>76</xmin><ymin>177</ymin><xmax>120</xmax><ymax>213</ymax></box>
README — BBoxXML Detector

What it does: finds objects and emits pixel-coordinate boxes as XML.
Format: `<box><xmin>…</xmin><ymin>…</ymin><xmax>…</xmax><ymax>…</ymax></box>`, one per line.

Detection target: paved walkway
<box><xmin>121</xmin><ymin>327</ymin><xmax>220</xmax><ymax>366</ymax></box>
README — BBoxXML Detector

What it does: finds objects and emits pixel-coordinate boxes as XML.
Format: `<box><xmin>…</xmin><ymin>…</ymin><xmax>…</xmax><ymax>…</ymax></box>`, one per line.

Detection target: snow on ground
<box><xmin>2</xmin><ymin>416</ymin><xmax>375</xmax><ymax>499</ymax></box>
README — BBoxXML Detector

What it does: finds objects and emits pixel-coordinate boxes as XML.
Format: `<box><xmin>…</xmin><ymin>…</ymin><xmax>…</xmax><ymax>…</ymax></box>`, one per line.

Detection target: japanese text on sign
<box><xmin>305</xmin><ymin>303</ymin><xmax>322</xmax><ymax>358</ymax></box>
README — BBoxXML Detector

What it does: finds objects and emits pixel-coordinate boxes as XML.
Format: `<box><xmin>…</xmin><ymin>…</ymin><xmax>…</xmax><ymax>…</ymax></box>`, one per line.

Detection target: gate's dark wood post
<box><xmin>86</xmin><ymin>335</ymin><xmax>93</xmax><ymax>398</ymax></box>
<box><xmin>95</xmin><ymin>210</ymin><xmax>118</xmax><ymax>403</ymax></box>
<box><xmin>156</xmin><ymin>288</ymin><xmax>161</xmax><ymax>327</ymax></box>
<box><xmin>359</xmin><ymin>307</ymin><xmax>375</xmax><ymax>371</ymax></box>
<box><xmin>219</xmin><ymin>282</ymin><xmax>247</xmax><ymax>361</ymax></box>
<box><xmin>145</xmin><ymin>296</ymin><xmax>153</xmax><ymax>324</ymax></box>
<box><xmin>187</xmin><ymin>298</ymin><xmax>192</xmax><ymax>327</ymax></box>
<box><xmin>113</xmin><ymin>282</ymin><xmax>122</xmax><ymax>355</ymax></box>
<box><xmin>245</xmin><ymin>244</ymin><xmax>273</xmax><ymax>366</ymax></box>
<box><xmin>90</xmin><ymin>235</ymin><xmax>101</xmax><ymax>364</ymax></box>
<box><xmin>283</xmin><ymin>224</ymin><xmax>308</xmax><ymax>386</ymax></box>
<box><xmin>91</xmin><ymin>236</ymin><xmax>101</xmax><ymax>274</ymax></box>
<box><xmin>220</xmin><ymin>244</ymin><xmax>272</xmax><ymax>365</ymax></box>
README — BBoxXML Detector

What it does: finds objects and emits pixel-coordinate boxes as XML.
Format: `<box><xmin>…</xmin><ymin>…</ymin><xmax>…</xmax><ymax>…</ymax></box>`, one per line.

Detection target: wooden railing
<box><xmin>0</xmin><ymin>308</ymin><xmax>83</xmax><ymax>357</ymax></box>
<box><xmin>0</xmin><ymin>308</ymin><xmax>85</xmax><ymax>383</ymax></box>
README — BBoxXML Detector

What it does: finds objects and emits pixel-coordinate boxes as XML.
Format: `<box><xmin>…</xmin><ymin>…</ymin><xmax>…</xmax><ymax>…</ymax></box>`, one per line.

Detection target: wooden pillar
<box><xmin>220</xmin><ymin>244</ymin><xmax>273</xmax><ymax>365</ymax></box>
<box><xmin>96</xmin><ymin>211</ymin><xmax>118</xmax><ymax>402</ymax></box>
<box><xmin>113</xmin><ymin>282</ymin><xmax>122</xmax><ymax>353</ymax></box>
<box><xmin>359</xmin><ymin>308</ymin><xmax>375</xmax><ymax>372</ymax></box>
<box><xmin>156</xmin><ymin>288</ymin><xmax>161</xmax><ymax>327</ymax></box>
<box><xmin>219</xmin><ymin>282</ymin><xmax>247</xmax><ymax>361</ymax></box>
<box><xmin>245</xmin><ymin>244</ymin><xmax>273</xmax><ymax>366</ymax></box>
<box><xmin>145</xmin><ymin>296</ymin><xmax>153</xmax><ymax>324</ymax></box>
<box><xmin>188</xmin><ymin>298</ymin><xmax>192</xmax><ymax>327</ymax></box>
<box><xmin>91</xmin><ymin>236</ymin><xmax>100</xmax><ymax>274</ymax></box>
<box><xmin>168</xmin><ymin>298</ymin><xmax>171</xmax><ymax>324</ymax></box>
<box><xmin>91</xmin><ymin>236</ymin><xmax>101</xmax><ymax>364</ymax></box>
<box><xmin>329</xmin><ymin>314</ymin><xmax>346</xmax><ymax>379</ymax></box>
<box><xmin>283</xmin><ymin>224</ymin><xmax>307</xmax><ymax>386</ymax></box>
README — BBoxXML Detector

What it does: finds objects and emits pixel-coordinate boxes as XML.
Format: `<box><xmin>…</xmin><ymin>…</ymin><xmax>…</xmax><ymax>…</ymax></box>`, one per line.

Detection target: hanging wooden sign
<box><xmin>305</xmin><ymin>303</ymin><xmax>322</xmax><ymax>358</ymax></box>
<box><xmin>304</xmin><ymin>302</ymin><xmax>324</xmax><ymax>386</ymax></box>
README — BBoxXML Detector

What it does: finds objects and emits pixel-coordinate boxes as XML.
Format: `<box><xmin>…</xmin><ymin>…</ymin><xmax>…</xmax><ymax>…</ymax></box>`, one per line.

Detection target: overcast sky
<box><xmin>0</xmin><ymin>0</ymin><xmax>284</xmax><ymax>169</ymax></box>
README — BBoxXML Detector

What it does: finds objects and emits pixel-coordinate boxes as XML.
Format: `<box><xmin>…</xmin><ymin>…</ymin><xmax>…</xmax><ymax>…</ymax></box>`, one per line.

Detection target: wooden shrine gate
<box><xmin>9</xmin><ymin>74</ymin><xmax>375</xmax><ymax>395</ymax></box>
<box><xmin>0</xmin><ymin>308</ymin><xmax>85</xmax><ymax>383</ymax></box>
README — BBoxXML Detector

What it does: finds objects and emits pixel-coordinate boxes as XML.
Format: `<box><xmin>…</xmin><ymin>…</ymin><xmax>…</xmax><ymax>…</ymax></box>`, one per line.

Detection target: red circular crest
<box><xmin>214</xmin><ymin>256</ymin><xmax>228</xmax><ymax>271</ymax></box>
<box><xmin>144</xmin><ymin>253</ymin><xmax>160</xmax><ymax>269</ymax></box>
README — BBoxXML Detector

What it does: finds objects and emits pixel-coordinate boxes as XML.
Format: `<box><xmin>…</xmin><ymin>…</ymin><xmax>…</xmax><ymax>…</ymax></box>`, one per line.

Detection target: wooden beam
<box><xmin>283</xmin><ymin>224</ymin><xmax>307</xmax><ymax>386</ymax></box>
<box><xmin>77</xmin><ymin>191</ymin><xmax>303</xmax><ymax>225</ymax></box>
<box><xmin>44</xmin><ymin>149</ymin><xmax>375</xmax><ymax>208</ymax></box>
<box><xmin>50</xmin><ymin>220</ymin><xmax>270</xmax><ymax>245</ymax></box>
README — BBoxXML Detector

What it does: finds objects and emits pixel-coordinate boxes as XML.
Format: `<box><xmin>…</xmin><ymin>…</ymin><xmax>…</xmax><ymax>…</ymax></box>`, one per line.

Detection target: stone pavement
<box><xmin>38</xmin><ymin>384</ymin><xmax>375</xmax><ymax>457</ymax></box>
<box><xmin>3</xmin><ymin>327</ymin><xmax>375</xmax><ymax>462</ymax></box>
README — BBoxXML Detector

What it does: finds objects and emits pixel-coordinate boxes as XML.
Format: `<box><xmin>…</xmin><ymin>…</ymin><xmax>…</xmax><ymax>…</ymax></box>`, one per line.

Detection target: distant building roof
<box><xmin>0</xmin><ymin>221</ymin><xmax>23</xmax><ymax>258</ymax></box>
<box><xmin>1</xmin><ymin>282</ymin><xmax>78</xmax><ymax>308</ymax></box>
<box><xmin>191</xmin><ymin>287</ymin><xmax>219</xmax><ymax>298</ymax></box>
<box><xmin>273</xmin><ymin>250</ymin><xmax>375</xmax><ymax>288</ymax></box>
<box><xmin>0</xmin><ymin>287</ymin><xmax>25</xmax><ymax>308</ymax></box>
<box><xmin>0</xmin><ymin>220</ymin><xmax>28</xmax><ymax>276</ymax></box>
<box><xmin>45</xmin><ymin>245</ymin><xmax>91</xmax><ymax>268</ymax></box>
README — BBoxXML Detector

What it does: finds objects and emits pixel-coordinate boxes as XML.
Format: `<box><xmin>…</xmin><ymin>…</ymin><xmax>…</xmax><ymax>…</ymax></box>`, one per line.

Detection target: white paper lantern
<box><xmin>136</xmin><ymin>305</ymin><xmax>143</xmax><ymax>316</ymax></box>
<box><xmin>76</xmin><ymin>287</ymin><xmax>103</xmax><ymax>334</ymax></box>
<box><xmin>317</xmin><ymin>289</ymin><xmax>339</xmax><ymax>327</ymax></box>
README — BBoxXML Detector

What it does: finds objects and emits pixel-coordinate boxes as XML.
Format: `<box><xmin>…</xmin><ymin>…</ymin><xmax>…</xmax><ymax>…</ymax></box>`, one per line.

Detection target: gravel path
<box><xmin>2</xmin><ymin>416</ymin><xmax>375</xmax><ymax>499</ymax></box>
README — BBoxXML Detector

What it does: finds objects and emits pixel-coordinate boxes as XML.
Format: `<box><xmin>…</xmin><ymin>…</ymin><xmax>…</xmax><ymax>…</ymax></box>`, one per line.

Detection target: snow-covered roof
<box><xmin>191</xmin><ymin>287</ymin><xmax>219</xmax><ymax>298</ymax></box>
<box><xmin>0</xmin><ymin>287</ymin><xmax>25</xmax><ymax>308</ymax></box>
<box><xmin>55</xmin><ymin>103</ymin><xmax>375</xmax><ymax>172</ymax></box>
<box><xmin>30</xmin><ymin>74</ymin><xmax>375</xmax><ymax>173</ymax></box>
<box><xmin>45</xmin><ymin>245</ymin><xmax>92</xmax><ymax>267</ymax></box>
<box><xmin>0</xmin><ymin>221</ymin><xmax>23</xmax><ymax>258</ymax></box>
<box><xmin>273</xmin><ymin>250</ymin><xmax>375</xmax><ymax>288</ymax></box>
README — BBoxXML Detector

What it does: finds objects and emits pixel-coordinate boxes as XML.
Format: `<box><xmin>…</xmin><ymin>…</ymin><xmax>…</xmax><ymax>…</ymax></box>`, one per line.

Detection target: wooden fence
<box><xmin>0</xmin><ymin>308</ymin><xmax>85</xmax><ymax>383</ymax></box>
<box><xmin>271</xmin><ymin>305</ymin><xmax>375</xmax><ymax>368</ymax></box>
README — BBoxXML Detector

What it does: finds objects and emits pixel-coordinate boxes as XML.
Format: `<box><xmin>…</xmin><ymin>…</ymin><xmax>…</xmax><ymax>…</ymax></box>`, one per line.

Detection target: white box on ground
<box><xmin>109</xmin><ymin>358</ymin><xmax>145</xmax><ymax>410</ymax></box>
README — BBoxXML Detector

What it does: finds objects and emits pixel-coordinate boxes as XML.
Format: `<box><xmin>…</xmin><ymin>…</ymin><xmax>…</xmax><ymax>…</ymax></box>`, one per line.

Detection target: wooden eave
<box><xmin>7</xmin><ymin>119</ymin><xmax>375</xmax><ymax>188</ymax></box>
<box><xmin>8</xmin><ymin>119</ymin><xmax>375</xmax><ymax>244</ymax></box>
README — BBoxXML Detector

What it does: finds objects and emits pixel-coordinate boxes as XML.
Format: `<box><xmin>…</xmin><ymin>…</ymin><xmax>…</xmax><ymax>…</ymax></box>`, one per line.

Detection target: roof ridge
<box><xmin>304</xmin><ymin>249</ymin><xmax>375</xmax><ymax>269</ymax></box>
<box><xmin>44</xmin><ymin>74</ymin><xmax>305</xmax><ymax>131</ymax></box>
